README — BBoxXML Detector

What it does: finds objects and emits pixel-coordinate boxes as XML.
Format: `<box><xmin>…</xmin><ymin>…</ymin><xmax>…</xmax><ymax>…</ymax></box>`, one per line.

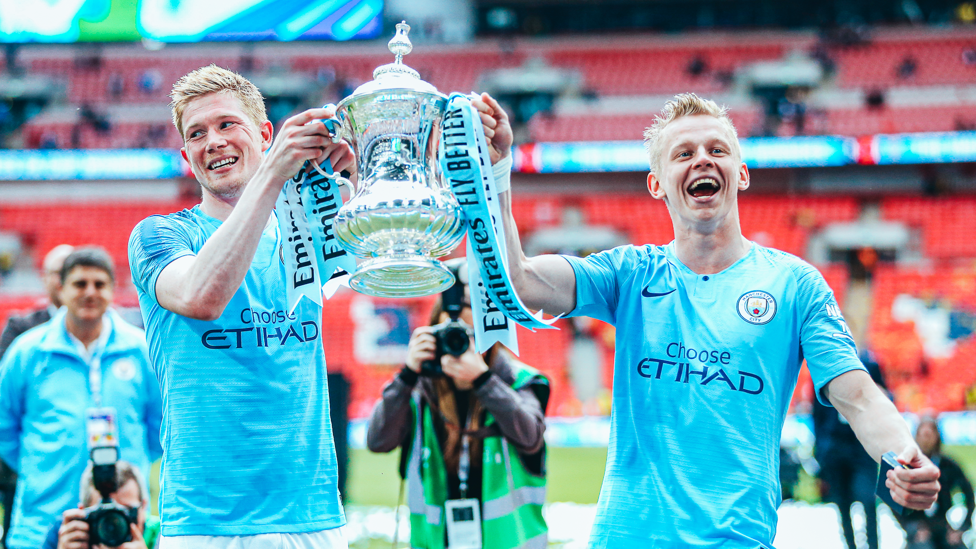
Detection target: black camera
<box><xmin>82</xmin><ymin>446</ymin><xmax>138</xmax><ymax>547</ymax></box>
<box><xmin>420</xmin><ymin>261</ymin><xmax>473</xmax><ymax>377</ymax></box>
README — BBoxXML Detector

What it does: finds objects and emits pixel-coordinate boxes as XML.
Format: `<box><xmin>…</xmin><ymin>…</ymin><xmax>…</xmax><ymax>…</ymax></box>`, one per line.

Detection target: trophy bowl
<box><xmin>332</xmin><ymin>21</ymin><xmax>465</xmax><ymax>298</ymax></box>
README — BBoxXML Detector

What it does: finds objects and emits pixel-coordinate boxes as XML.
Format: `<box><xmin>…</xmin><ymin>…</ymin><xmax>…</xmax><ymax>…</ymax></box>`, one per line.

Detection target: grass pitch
<box><xmin>345</xmin><ymin>446</ymin><xmax>610</xmax><ymax>506</ymax></box>
<box><xmin>146</xmin><ymin>442</ymin><xmax>976</xmax><ymax>515</ymax></box>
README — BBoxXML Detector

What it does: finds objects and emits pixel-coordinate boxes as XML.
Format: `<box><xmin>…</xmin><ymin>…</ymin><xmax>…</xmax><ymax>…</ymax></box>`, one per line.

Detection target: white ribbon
<box><xmin>440</xmin><ymin>94</ymin><xmax>558</xmax><ymax>354</ymax></box>
<box><xmin>276</xmin><ymin>151</ymin><xmax>355</xmax><ymax>313</ymax></box>
<box><xmin>276</xmin><ymin>169</ymin><xmax>322</xmax><ymax>313</ymax></box>
<box><xmin>301</xmin><ymin>167</ymin><xmax>355</xmax><ymax>299</ymax></box>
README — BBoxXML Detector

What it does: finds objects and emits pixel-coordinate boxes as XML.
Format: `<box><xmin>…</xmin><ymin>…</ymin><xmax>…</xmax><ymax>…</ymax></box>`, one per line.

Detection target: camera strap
<box><xmin>458</xmin><ymin>434</ymin><xmax>471</xmax><ymax>498</ymax></box>
<box><xmin>448</xmin><ymin>408</ymin><xmax>483</xmax><ymax>549</ymax></box>
<box><xmin>456</xmin><ymin>398</ymin><xmax>478</xmax><ymax>499</ymax></box>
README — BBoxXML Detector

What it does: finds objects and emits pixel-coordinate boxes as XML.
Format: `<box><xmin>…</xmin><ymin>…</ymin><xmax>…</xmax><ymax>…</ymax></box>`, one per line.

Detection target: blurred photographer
<box><xmin>367</xmin><ymin>261</ymin><xmax>550</xmax><ymax>549</ymax></box>
<box><xmin>898</xmin><ymin>416</ymin><xmax>974</xmax><ymax>549</ymax></box>
<box><xmin>44</xmin><ymin>457</ymin><xmax>159</xmax><ymax>549</ymax></box>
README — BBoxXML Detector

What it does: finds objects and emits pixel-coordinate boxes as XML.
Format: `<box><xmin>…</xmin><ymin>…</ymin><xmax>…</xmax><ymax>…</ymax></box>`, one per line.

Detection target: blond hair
<box><xmin>643</xmin><ymin>93</ymin><xmax>740</xmax><ymax>174</ymax></box>
<box><xmin>170</xmin><ymin>64</ymin><xmax>267</xmax><ymax>140</ymax></box>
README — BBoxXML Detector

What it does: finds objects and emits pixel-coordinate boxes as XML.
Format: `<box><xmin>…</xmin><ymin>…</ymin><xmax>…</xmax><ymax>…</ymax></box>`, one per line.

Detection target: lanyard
<box><xmin>75</xmin><ymin>319</ymin><xmax>110</xmax><ymax>408</ymax></box>
<box><xmin>457</xmin><ymin>398</ymin><xmax>476</xmax><ymax>499</ymax></box>
<box><xmin>88</xmin><ymin>350</ymin><xmax>105</xmax><ymax>408</ymax></box>
<box><xmin>459</xmin><ymin>435</ymin><xmax>471</xmax><ymax>498</ymax></box>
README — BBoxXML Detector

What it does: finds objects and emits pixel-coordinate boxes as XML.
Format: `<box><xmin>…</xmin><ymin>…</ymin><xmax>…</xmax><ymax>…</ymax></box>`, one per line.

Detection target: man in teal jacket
<box><xmin>0</xmin><ymin>247</ymin><xmax>163</xmax><ymax>549</ymax></box>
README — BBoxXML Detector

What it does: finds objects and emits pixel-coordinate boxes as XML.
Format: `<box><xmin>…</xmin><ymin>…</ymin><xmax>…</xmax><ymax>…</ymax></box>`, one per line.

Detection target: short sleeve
<box><xmin>796</xmin><ymin>265</ymin><xmax>866</xmax><ymax>405</ymax></box>
<box><xmin>562</xmin><ymin>246</ymin><xmax>639</xmax><ymax>325</ymax></box>
<box><xmin>128</xmin><ymin>215</ymin><xmax>196</xmax><ymax>305</ymax></box>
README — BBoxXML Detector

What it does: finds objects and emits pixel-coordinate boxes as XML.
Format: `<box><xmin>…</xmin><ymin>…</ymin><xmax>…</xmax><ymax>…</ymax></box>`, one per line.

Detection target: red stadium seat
<box><xmin>830</xmin><ymin>35</ymin><xmax>976</xmax><ymax>89</ymax></box>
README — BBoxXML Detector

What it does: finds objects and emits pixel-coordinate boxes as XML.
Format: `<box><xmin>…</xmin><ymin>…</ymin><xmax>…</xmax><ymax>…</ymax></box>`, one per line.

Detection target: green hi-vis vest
<box><xmin>406</xmin><ymin>364</ymin><xmax>549</xmax><ymax>549</ymax></box>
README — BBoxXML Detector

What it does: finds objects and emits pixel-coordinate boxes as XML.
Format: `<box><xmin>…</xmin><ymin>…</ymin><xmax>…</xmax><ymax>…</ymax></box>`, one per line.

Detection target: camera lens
<box><xmin>95</xmin><ymin>511</ymin><xmax>130</xmax><ymax>546</ymax></box>
<box><xmin>440</xmin><ymin>324</ymin><xmax>470</xmax><ymax>356</ymax></box>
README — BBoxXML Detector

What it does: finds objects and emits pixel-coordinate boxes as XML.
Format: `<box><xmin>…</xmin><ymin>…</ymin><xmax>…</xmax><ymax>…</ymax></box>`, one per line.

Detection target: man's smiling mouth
<box><xmin>688</xmin><ymin>177</ymin><xmax>720</xmax><ymax>198</ymax></box>
<box><xmin>208</xmin><ymin>157</ymin><xmax>238</xmax><ymax>170</ymax></box>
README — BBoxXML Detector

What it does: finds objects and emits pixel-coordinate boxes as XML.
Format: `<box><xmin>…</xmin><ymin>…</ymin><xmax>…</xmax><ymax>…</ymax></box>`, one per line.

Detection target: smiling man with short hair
<box><xmin>471</xmin><ymin>91</ymin><xmax>941</xmax><ymax>548</ymax></box>
<box><xmin>128</xmin><ymin>65</ymin><xmax>355</xmax><ymax>548</ymax></box>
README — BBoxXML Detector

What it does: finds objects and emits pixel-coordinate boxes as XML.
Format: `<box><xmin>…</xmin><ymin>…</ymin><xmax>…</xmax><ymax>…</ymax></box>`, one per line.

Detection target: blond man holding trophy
<box><xmin>471</xmin><ymin>92</ymin><xmax>940</xmax><ymax>548</ymax></box>
<box><xmin>128</xmin><ymin>64</ymin><xmax>355</xmax><ymax>548</ymax></box>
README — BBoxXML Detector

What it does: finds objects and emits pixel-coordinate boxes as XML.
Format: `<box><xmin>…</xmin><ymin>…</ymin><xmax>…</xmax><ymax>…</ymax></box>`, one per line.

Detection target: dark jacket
<box><xmin>0</xmin><ymin>306</ymin><xmax>53</xmax><ymax>360</ymax></box>
<box><xmin>367</xmin><ymin>349</ymin><xmax>549</xmax><ymax>500</ymax></box>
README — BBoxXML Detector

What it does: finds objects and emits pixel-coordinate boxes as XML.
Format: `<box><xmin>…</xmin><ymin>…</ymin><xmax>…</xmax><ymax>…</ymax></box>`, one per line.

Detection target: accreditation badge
<box><xmin>444</xmin><ymin>498</ymin><xmax>482</xmax><ymax>549</ymax></box>
<box><xmin>85</xmin><ymin>407</ymin><xmax>119</xmax><ymax>450</ymax></box>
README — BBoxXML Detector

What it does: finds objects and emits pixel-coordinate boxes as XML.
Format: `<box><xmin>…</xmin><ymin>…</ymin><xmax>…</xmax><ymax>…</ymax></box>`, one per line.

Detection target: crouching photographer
<box><xmin>46</xmin><ymin>448</ymin><xmax>159</xmax><ymax>549</ymax></box>
<box><xmin>367</xmin><ymin>260</ymin><xmax>551</xmax><ymax>549</ymax></box>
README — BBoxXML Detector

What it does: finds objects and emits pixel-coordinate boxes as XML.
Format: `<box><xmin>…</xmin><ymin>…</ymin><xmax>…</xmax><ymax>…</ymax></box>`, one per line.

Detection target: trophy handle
<box><xmin>334</xmin><ymin>176</ymin><xmax>356</xmax><ymax>196</ymax></box>
<box><xmin>310</xmin><ymin>159</ymin><xmax>334</xmax><ymax>180</ymax></box>
<box><xmin>308</xmin><ymin>158</ymin><xmax>356</xmax><ymax>197</ymax></box>
<box><xmin>308</xmin><ymin>116</ymin><xmax>346</xmax><ymax>180</ymax></box>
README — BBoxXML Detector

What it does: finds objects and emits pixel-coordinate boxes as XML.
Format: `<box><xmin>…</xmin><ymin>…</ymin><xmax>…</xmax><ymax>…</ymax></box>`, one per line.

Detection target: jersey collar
<box><xmin>663</xmin><ymin>240</ymin><xmax>757</xmax><ymax>278</ymax></box>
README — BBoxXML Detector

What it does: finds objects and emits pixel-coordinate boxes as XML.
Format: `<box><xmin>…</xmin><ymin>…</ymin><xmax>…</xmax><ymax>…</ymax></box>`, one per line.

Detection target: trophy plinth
<box><xmin>332</xmin><ymin>21</ymin><xmax>464</xmax><ymax>298</ymax></box>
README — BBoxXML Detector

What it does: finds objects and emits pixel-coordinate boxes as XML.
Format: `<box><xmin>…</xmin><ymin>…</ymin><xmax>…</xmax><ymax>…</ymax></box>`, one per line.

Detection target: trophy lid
<box><xmin>344</xmin><ymin>21</ymin><xmax>442</xmax><ymax>98</ymax></box>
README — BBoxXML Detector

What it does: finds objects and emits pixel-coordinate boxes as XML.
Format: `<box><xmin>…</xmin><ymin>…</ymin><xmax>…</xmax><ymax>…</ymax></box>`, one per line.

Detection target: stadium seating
<box><xmin>823</xmin><ymin>104</ymin><xmax>976</xmax><ymax>136</ymax></box>
<box><xmin>882</xmin><ymin>196</ymin><xmax>976</xmax><ymax>260</ymax></box>
<box><xmin>290</xmin><ymin>48</ymin><xmax>529</xmax><ymax>97</ymax></box>
<box><xmin>829</xmin><ymin>34</ymin><xmax>976</xmax><ymax>89</ymax></box>
<box><xmin>0</xmin><ymin>200</ymin><xmax>198</xmax><ymax>292</ymax></box>
<box><xmin>23</xmin><ymin>51</ymin><xmax>244</xmax><ymax>105</ymax></box>
<box><xmin>22</xmin><ymin>119</ymin><xmax>181</xmax><ymax>150</ymax></box>
<box><xmin>542</xmin><ymin>42</ymin><xmax>787</xmax><ymax>96</ymax></box>
<box><xmin>869</xmin><ymin>265</ymin><xmax>976</xmax><ymax>412</ymax></box>
<box><xmin>8</xmin><ymin>27</ymin><xmax>974</xmax><ymax>149</ymax></box>
<box><xmin>528</xmin><ymin>108</ymin><xmax>764</xmax><ymax>141</ymax></box>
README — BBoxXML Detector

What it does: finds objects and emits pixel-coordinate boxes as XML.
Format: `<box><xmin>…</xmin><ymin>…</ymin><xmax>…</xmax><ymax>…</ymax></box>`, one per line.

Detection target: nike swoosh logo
<box><xmin>641</xmin><ymin>287</ymin><xmax>676</xmax><ymax>298</ymax></box>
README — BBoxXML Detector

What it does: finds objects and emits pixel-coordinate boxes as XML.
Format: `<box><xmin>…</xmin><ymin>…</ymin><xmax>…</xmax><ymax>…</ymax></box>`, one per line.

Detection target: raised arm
<box><xmin>475</xmin><ymin>373</ymin><xmax>546</xmax><ymax>454</ymax></box>
<box><xmin>367</xmin><ymin>326</ymin><xmax>435</xmax><ymax>453</ymax></box>
<box><xmin>154</xmin><ymin>107</ymin><xmax>354</xmax><ymax>320</ymax></box>
<box><xmin>472</xmin><ymin>93</ymin><xmax>577</xmax><ymax>317</ymax></box>
<box><xmin>826</xmin><ymin>369</ymin><xmax>940</xmax><ymax>510</ymax></box>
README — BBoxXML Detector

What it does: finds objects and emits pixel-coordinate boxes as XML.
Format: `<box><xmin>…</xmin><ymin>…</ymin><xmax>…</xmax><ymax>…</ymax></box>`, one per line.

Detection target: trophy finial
<box><xmin>373</xmin><ymin>20</ymin><xmax>421</xmax><ymax>80</ymax></box>
<box><xmin>389</xmin><ymin>21</ymin><xmax>413</xmax><ymax>64</ymax></box>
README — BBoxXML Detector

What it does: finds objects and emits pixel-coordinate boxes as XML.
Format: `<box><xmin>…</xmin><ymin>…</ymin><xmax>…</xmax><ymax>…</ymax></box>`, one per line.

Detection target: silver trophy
<box><xmin>331</xmin><ymin>21</ymin><xmax>465</xmax><ymax>298</ymax></box>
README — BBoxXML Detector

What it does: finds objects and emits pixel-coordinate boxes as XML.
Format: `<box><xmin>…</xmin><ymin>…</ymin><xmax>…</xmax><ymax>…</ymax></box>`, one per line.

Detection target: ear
<box><xmin>647</xmin><ymin>172</ymin><xmax>667</xmax><ymax>200</ymax></box>
<box><xmin>737</xmin><ymin>162</ymin><xmax>750</xmax><ymax>191</ymax></box>
<box><xmin>180</xmin><ymin>147</ymin><xmax>194</xmax><ymax>177</ymax></box>
<box><xmin>260</xmin><ymin>120</ymin><xmax>274</xmax><ymax>152</ymax></box>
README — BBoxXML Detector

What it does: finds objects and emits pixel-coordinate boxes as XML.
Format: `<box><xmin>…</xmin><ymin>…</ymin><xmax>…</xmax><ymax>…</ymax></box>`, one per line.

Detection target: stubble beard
<box><xmin>201</xmin><ymin>174</ymin><xmax>249</xmax><ymax>202</ymax></box>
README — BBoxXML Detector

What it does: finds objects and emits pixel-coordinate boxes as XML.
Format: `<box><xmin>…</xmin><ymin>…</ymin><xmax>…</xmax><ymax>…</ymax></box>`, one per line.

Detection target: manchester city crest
<box><xmin>737</xmin><ymin>291</ymin><xmax>777</xmax><ymax>325</ymax></box>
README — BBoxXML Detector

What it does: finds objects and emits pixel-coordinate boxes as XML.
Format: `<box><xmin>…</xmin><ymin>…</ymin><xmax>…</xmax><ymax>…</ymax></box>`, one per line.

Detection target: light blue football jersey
<box><xmin>128</xmin><ymin>206</ymin><xmax>344</xmax><ymax>536</ymax></box>
<box><xmin>564</xmin><ymin>242</ymin><xmax>864</xmax><ymax>549</ymax></box>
